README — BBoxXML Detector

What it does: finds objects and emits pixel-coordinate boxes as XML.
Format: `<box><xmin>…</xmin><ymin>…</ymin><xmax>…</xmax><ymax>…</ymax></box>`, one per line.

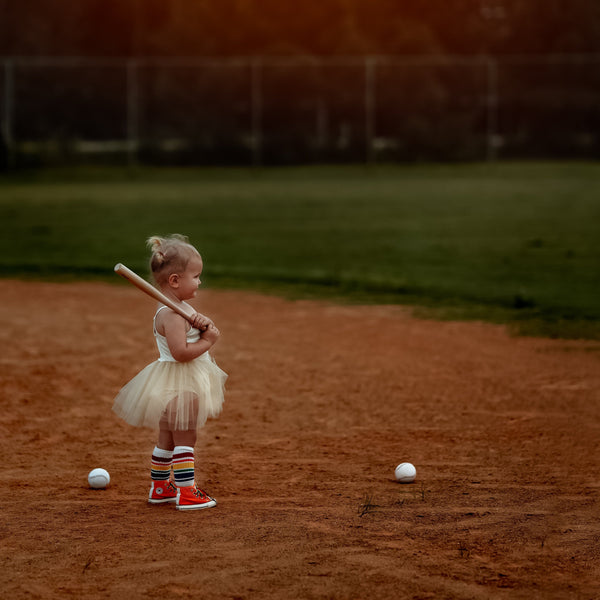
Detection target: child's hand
<box><xmin>201</xmin><ymin>323</ymin><xmax>221</xmax><ymax>344</ymax></box>
<box><xmin>190</xmin><ymin>312</ymin><xmax>213</xmax><ymax>332</ymax></box>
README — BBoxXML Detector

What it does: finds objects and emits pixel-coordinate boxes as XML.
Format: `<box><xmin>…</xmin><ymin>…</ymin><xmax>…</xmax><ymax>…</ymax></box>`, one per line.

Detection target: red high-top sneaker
<box><xmin>176</xmin><ymin>485</ymin><xmax>217</xmax><ymax>511</ymax></box>
<box><xmin>148</xmin><ymin>480</ymin><xmax>179</xmax><ymax>504</ymax></box>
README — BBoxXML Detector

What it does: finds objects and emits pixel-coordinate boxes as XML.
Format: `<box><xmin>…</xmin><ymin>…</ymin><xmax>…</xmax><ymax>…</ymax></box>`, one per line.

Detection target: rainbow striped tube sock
<box><xmin>151</xmin><ymin>447</ymin><xmax>173</xmax><ymax>481</ymax></box>
<box><xmin>173</xmin><ymin>445</ymin><xmax>195</xmax><ymax>488</ymax></box>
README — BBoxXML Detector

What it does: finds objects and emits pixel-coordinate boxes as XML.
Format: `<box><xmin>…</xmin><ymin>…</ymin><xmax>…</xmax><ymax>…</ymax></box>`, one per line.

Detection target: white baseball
<box><xmin>395</xmin><ymin>462</ymin><xmax>416</xmax><ymax>483</ymax></box>
<box><xmin>88</xmin><ymin>468</ymin><xmax>110</xmax><ymax>489</ymax></box>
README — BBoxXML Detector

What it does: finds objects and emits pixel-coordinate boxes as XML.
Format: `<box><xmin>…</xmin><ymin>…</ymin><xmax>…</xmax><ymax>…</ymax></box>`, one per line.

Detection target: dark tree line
<box><xmin>1</xmin><ymin>0</ymin><xmax>598</xmax><ymax>166</ymax></box>
<box><xmin>1</xmin><ymin>0</ymin><xmax>599</xmax><ymax>58</ymax></box>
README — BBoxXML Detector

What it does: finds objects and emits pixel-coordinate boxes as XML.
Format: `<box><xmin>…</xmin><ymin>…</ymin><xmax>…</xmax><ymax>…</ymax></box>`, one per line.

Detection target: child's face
<box><xmin>176</xmin><ymin>255</ymin><xmax>203</xmax><ymax>300</ymax></box>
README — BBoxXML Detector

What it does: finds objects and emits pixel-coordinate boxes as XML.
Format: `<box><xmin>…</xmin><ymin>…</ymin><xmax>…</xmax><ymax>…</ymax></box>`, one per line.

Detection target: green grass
<box><xmin>1</xmin><ymin>162</ymin><xmax>599</xmax><ymax>338</ymax></box>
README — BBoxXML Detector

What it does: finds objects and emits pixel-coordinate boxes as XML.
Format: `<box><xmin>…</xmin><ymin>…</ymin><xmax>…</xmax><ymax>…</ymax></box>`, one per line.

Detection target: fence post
<box><xmin>126</xmin><ymin>58</ymin><xmax>139</xmax><ymax>165</ymax></box>
<box><xmin>486</xmin><ymin>56</ymin><xmax>499</xmax><ymax>161</ymax></box>
<box><xmin>315</xmin><ymin>96</ymin><xmax>327</xmax><ymax>153</ymax></box>
<box><xmin>251</xmin><ymin>58</ymin><xmax>263</xmax><ymax>166</ymax></box>
<box><xmin>365</xmin><ymin>56</ymin><xmax>376</xmax><ymax>163</ymax></box>
<box><xmin>2</xmin><ymin>59</ymin><xmax>14</xmax><ymax>168</ymax></box>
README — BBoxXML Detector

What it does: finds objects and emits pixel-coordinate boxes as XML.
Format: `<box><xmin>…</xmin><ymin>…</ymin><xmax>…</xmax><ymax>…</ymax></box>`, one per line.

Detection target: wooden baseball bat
<box><xmin>114</xmin><ymin>263</ymin><xmax>195</xmax><ymax>324</ymax></box>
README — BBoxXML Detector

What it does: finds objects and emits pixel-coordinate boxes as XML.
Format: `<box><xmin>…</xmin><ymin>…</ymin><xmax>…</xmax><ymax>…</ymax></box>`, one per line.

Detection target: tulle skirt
<box><xmin>112</xmin><ymin>352</ymin><xmax>227</xmax><ymax>431</ymax></box>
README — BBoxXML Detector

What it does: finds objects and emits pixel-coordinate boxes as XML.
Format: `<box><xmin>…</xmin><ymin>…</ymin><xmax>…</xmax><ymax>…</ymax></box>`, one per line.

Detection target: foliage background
<box><xmin>1</xmin><ymin>0</ymin><xmax>599</xmax><ymax>57</ymax></box>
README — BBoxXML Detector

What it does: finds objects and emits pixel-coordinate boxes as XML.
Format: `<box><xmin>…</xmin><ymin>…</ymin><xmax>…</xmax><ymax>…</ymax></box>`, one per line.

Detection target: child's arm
<box><xmin>162</xmin><ymin>310</ymin><xmax>220</xmax><ymax>363</ymax></box>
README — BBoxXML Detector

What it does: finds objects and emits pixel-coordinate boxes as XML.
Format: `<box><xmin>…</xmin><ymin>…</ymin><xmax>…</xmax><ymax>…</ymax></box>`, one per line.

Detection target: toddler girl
<box><xmin>112</xmin><ymin>234</ymin><xmax>227</xmax><ymax>510</ymax></box>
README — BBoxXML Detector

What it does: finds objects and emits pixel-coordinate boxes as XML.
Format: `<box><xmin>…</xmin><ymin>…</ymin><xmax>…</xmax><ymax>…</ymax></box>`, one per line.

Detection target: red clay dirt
<box><xmin>1</xmin><ymin>279</ymin><xmax>599</xmax><ymax>599</ymax></box>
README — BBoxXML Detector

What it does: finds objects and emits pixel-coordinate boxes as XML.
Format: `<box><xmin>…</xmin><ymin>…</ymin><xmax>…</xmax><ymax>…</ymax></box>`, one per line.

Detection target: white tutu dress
<box><xmin>112</xmin><ymin>306</ymin><xmax>227</xmax><ymax>431</ymax></box>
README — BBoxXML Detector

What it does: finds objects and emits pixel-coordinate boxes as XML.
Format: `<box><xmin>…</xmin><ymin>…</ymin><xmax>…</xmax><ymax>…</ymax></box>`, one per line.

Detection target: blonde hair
<box><xmin>147</xmin><ymin>234</ymin><xmax>201</xmax><ymax>286</ymax></box>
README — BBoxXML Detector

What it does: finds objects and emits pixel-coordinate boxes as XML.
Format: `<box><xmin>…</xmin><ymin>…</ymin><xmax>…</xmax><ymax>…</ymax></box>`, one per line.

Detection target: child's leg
<box><xmin>172</xmin><ymin>430</ymin><xmax>216</xmax><ymax>510</ymax></box>
<box><xmin>151</xmin><ymin>446</ymin><xmax>173</xmax><ymax>482</ymax></box>
<box><xmin>152</xmin><ymin>423</ymin><xmax>174</xmax><ymax>481</ymax></box>
<box><xmin>172</xmin><ymin>430</ymin><xmax>197</xmax><ymax>488</ymax></box>
<box><xmin>148</xmin><ymin>424</ymin><xmax>178</xmax><ymax>504</ymax></box>
<box><xmin>157</xmin><ymin>426</ymin><xmax>175</xmax><ymax>452</ymax></box>
<box><xmin>170</xmin><ymin>400</ymin><xmax>198</xmax><ymax>487</ymax></box>
<box><xmin>159</xmin><ymin>396</ymin><xmax>214</xmax><ymax>510</ymax></box>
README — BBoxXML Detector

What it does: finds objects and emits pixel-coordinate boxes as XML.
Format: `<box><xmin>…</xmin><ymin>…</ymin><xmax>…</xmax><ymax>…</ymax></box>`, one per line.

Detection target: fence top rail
<box><xmin>2</xmin><ymin>53</ymin><xmax>600</xmax><ymax>68</ymax></box>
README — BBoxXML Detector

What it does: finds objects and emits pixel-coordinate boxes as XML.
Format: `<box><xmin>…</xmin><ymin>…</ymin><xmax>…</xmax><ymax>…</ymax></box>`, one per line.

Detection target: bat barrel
<box><xmin>113</xmin><ymin>262</ymin><xmax>195</xmax><ymax>324</ymax></box>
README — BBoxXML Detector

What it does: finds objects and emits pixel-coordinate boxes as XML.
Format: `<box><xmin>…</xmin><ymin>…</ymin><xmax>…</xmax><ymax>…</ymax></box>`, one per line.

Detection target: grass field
<box><xmin>1</xmin><ymin>162</ymin><xmax>599</xmax><ymax>338</ymax></box>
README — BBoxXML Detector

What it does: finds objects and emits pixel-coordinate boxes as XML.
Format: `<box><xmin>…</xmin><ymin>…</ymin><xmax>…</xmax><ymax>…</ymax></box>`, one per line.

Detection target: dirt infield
<box><xmin>1</xmin><ymin>280</ymin><xmax>599</xmax><ymax>599</ymax></box>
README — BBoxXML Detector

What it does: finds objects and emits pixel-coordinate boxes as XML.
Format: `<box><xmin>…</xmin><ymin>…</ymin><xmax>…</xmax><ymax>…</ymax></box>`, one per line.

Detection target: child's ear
<box><xmin>168</xmin><ymin>273</ymin><xmax>180</xmax><ymax>288</ymax></box>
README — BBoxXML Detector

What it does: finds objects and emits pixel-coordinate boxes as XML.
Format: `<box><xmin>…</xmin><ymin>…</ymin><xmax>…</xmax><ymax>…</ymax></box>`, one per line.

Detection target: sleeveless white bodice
<box><xmin>153</xmin><ymin>306</ymin><xmax>201</xmax><ymax>362</ymax></box>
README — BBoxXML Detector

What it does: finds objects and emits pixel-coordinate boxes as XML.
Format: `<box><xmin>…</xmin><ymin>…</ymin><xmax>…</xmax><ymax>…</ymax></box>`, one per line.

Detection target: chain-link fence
<box><xmin>1</xmin><ymin>54</ymin><xmax>599</xmax><ymax>167</ymax></box>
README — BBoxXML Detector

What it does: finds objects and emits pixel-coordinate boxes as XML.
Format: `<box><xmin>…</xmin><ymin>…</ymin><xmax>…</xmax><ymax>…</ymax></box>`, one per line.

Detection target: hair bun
<box><xmin>147</xmin><ymin>236</ymin><xmax>165</xmax><ymax>253</ymax></box>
